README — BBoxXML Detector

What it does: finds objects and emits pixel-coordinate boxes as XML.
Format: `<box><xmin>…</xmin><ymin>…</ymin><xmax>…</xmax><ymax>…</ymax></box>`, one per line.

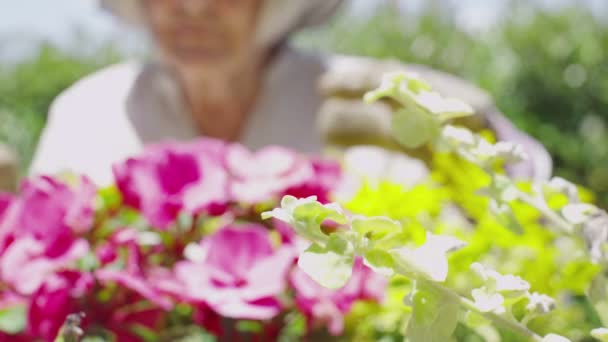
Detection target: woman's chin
<box><xmin>171</xmin><ymin>47</ymin><xmax>231</xmax><ymax>66</ymax></box>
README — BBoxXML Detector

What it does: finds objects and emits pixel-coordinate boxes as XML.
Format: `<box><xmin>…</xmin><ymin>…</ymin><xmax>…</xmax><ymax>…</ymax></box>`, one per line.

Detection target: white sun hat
<box><xmin>100</xmin><ymin>0</ymin><xmax>344</xmax><ymax>47</ymax></box>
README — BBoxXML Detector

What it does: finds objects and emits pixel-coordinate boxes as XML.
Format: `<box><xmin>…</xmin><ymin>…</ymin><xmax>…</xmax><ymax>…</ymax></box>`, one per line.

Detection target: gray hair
<box><xmin>100</xmin><ymin>0</ymin><xmax>344</xmax><ymax>47</ymax></box>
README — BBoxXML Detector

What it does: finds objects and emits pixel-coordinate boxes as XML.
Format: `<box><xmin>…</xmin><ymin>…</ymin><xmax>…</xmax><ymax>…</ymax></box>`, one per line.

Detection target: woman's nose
<box><xmin>178</xmin><ymin>0</ymin><xmax>213</xmax><ymax>17</ymax></box>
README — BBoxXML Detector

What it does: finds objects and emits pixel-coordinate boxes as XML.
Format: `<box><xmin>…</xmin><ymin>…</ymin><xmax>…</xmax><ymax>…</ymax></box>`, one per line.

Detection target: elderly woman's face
<box><xmin>142</xmin><ymin>0</ymin><xmax>262</xmax><ymax>67</ymax></box>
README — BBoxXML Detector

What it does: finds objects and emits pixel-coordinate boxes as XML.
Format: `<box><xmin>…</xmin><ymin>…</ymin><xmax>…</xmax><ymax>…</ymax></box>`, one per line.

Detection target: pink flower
<box><xmin>0</xmin><ymin>176</ymin><xmax>95</xmax><ymax>253</ymax></box>
<box><xmin>1</xmin><ymin>237</ymin><xmax>88</xmax><ymax>295</ymax></box>
<box><xmin>165</xmin><ymin>225</ymin><xmax>295</xmax><ymax>320</ymax></box>
<box><xmin>95</xmin><ymin>269</ymin><xmax>173</xmax><ymax>311</ymax></box>
<box><xmin>290</xmin><ymin>258</ymin><xmax>387</xmax><ymax>335</ymax></box>
<box><xmin>94</xmin><ymin>229</ymin><xmax>173</xmax><ymax>311</ymax></box>
<box><xmin>27</xmin><ymin>271</ymin><xmax>94</xmax><ymax>342</ymax></box>
<box><xmin>0</xmin><ymin>194</ymin><xmax>12</xmax><ymax>220</ymax></box>
<box><xmin>0</xmin><ymin>176</ymin><xmax>94</xmax><ymax>295</ymax></box>
<box><xmin>113</xmin><ymin>139</ymin><xmax>230</xmax><ymax>229</ymax></box>
<box><xmin>104</xmin><ymin>306</ymin><xmax>164</xmax><ymax>342</ymax></box>
<box><xmin>284</xmin><ymin>158</ymin><xmax>342</xmax><ymax>204</ymax></box>
<box><xmin>226</xmin><ymin>144</ymin><xmax>315</xmax><ymax>203</ymax></box>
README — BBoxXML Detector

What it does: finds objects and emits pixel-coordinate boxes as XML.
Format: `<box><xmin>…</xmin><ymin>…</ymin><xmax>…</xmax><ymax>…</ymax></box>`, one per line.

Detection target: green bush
<box><xmin>297</xmin><ymin>3</ymin><xmax>608</xmax><ymax>206</ymax></box>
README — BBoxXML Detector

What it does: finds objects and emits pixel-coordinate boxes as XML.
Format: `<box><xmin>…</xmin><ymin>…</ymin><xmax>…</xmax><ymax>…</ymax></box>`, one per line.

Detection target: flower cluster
<box><xmin>270</xmin><ymin>72</ymin><xmax>608</xmax><ymax>342</ymax></box>
<box><xmin>113</xmin><ymin>139</ymin><xmax>340</xmax><ymax>229</ymax></box>
<box><xmin>0</xmin><ymin>139</ymin><xmax>385</xmax><ymax>341</ymax></box>
<box><xmin>3</xmin><ymin>72</ymin><xmax>607</xmax><ymax>342</ymax></box>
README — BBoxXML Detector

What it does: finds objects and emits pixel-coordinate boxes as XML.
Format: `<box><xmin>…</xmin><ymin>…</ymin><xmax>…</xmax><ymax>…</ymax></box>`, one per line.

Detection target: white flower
<box><xmin>135</xmin><ymin>231</ymin><xmax>162</xmax><ymax>246</ymax></box>
<box><xmin>414</xmin><ymin>91</ymin><xmax>474</xmax><ymax>118</ymax></box>
<box><xmin>526</xmin><ymin>292</ymin><xmax>556</xmax><ymax>315</ymax></box>
<box><xmin>547</xmin><ymin>177</ymin><xmax>580</xmax><ymax>202</ymax></box>
<box><xmin>494</xmin><ymin>141</ymin><xmax>528</xmax><ymax>163</ymax></box>
<box><xmin>472</xmin><ymin>288</ymin><xmax>505</xmax><ymax>314</ymax></box>
<box><xmin>591</xmin><ymin>328</ymin><xmax>608</xmax><ymax>342</ymax></box>
<box><xmin>391</xmin><ymin>233</ymin><xmax>466</xmax><ymax>282</ymax></box>
<box><xmin>439</xmin><ymin>125</ymin><xmax>476</xmax><ymax>149</ymax></box>
<box><xmin>183</xmin><ymin>242</ymin><xmax>207</xmax><ymax>263</ymax></box>
<box><xmin>542</xmin><ymin>334</ymin><xmax>572</xmax><ymax>342</ymax></box>
<box><xmin>582</xmin><ymin>210</ymin><xmax>608</xmax><ymax>263</ymax></box>
<box><xmin>365</xmin><ymin>72</ymin><xmax>473</xmax><ymax>119</ymax></box>
<box><xmin>470</xmin><ymin>138</ymin><xmax>497</xmax><ymax>160</ymax></box>
<box><xmin>471</xmin><ymin>263</ymin><xmax>530</xmax><ymax>295</ymax></box>
<box><xmin>261</xmin><ymin>195</ymin><xmax>321</xmax><ymax>224</ymax></box>
<box><xmin>561</xmin><ymin>203</ymin><xmax>599</xmax><ymax>225</ymax></box>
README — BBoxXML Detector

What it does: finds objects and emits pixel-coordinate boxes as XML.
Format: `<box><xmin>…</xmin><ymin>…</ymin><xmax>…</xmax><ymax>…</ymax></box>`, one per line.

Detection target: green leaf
<box><xmin>490</xmin><ymin>201</ymin><xmax>524</xmax><ymax>235</ymax></box>
<box><xmin>407</xmin><ymin>284</ymin><xmax>460</xmax><ymax>342</ymax></box>
<box><xmin>363</xmin><ymin>72</ymin><xmax>406</xmax><ymax>104</ymax></box>
<box><xmin>278</xmin><ymin>312</ymin><xmax>307</xmax><ymax>341</ymax></box>
<box><xmin>77</xmin><ymin>251</ymin><xmax>100</xmax><ymax>271</ymax></box>
<box><xmin>80</xmin><ymin>338</ymin><xmax>107</xmax><ymax>342</ymax></box>
<box><xmin>406</xmin><ymin>76</ymin><xmax>433</xmax><ymax>93</ymax></box>
<box><xmin>364</xmin><ymin>249</ymin><xmax>395</xmax><ymax>276</ymax></box>
<box><xmin>391</xmin><ymin>107</ymin><xmax>441</xmax><ymax>149</ymax></box>
<box><xmin>464</xmin><ymin>311</ymin><xmax>491</xmax><ymax>328</ymax></box>
<box><xmin>0</xmin><ymin>305</ymin><xmax>26</xmax><ymax>335</ymax></box>
<box><xmin>293</xmin><ymin>201</ymin><xmax>347</xmax><ymax>225</ymax></box>
<box><xmin>391</xmin><ymin>234</ymin><xmax>466</xmax><ymax>282</ymax></box>
<box><xmin>162</xmin><ymin>325</ymin><xmax>217</xmax><ymax>342</ymax></box>
<box><xmin>589</xmin><ymin>273</ymin><xmax>608</xmax><ymax>325</ymax></box>
<box><xmin>352</xmin><ymin>216</ymin><xmax>401</xmax><ymax>241</ymax></box>
<box><xmin>263</xmin><ymin>196</ymin><xmax>346</xmax><ymax>244</ymax></box>
<box><xmin>261</xmin><ymin>196</ymin><xmax>318</xmax><ymax>222</ymax></box>
<box><xmin>97</xmin><ymin>185</ymin><xmax>122</xmax><ymax>210</ymax></box>
<box><xmin>297</xmin><ymin>234</ymin><xmax>355</xmax><ymax>289</ymax></box>
<box><xmin>591</xmin><ymin>328</ymin><xmax>608</xmax><ymax>342</ymax></box>
<box><xmin>236</xmin><ymin>320</ymin><xmax>263</xmax><ymax>333</ymax></box>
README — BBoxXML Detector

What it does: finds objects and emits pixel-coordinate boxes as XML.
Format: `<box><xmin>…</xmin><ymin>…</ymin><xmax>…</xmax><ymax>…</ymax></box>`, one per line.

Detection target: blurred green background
<box><xmin>1</xmin><ymin>1</ymin><xmax>607</xmax><ymax>205</ymax></box>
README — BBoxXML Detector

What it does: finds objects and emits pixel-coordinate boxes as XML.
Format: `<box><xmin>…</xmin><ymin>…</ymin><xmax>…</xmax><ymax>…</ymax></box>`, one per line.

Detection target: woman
<box><xmin>29</xmin><ymin>0</ymin><xmax>551</xmax><ymax>185</ymax></box>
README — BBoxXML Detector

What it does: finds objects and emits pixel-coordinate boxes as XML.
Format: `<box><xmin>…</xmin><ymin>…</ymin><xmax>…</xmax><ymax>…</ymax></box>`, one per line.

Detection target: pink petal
<box><xmin>242</xmin><ymin>247</ymin><xmax>295</xmax><ymax>301</ymax></box>
<box><xmin>96</xmin><ymin>269</ymin><xmax>173</xmax><ymax>310</ymax></box>
<box><xmin>1</xmin><ymin>237</ymin><xmax>88</xmax><ymax>296</ymax></box>
<box><xmin>203</xmin><ymin>225</ymin><xmax>274</xmax><ymax>278</ymax></box>
<box><xmin>226</xmin><ymin>144</ymin><xmax>297</xmax><ymax>179</ymax></box>
<box><xmin>209</xmin><ymin>296</ymin><xmax>282</xmax><ymax>320</ymax></box>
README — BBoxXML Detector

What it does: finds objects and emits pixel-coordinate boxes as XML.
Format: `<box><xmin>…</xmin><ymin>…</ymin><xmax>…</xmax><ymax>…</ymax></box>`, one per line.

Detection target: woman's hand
<box><xmin>316</xmin><ymin>56</ymin><xmax>551</xmax><ymax>180</ymax></box>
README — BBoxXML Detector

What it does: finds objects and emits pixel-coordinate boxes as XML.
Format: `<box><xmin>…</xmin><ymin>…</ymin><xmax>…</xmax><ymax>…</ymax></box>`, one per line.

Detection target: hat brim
<box><xmin>101</xmin><ymin>0</ymin><xmax>343</xmax><ymax>46</ymax></box>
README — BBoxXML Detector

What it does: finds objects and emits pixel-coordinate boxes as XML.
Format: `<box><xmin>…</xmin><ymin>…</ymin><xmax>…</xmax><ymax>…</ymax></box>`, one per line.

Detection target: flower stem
<box><xmin>516</xmin><ymin>190</ymin><xmax>574</xmax><ymax>234</ymax></box>
<box><xmin>422</xmin><ymin>280</ymin><xmax>544</xmax><ymax>342</ymax></box>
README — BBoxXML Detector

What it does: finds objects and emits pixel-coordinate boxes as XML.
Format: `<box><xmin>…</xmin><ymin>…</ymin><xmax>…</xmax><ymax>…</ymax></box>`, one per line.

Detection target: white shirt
<box><xmin>30</xmin><ymin>48</ymin><xmax>326</xmax><ymax>185</ymax></box>
<box><xmin>29</xmin><ymin>47</ymin><xmax>551</xmax><ymax>185</ymax></box>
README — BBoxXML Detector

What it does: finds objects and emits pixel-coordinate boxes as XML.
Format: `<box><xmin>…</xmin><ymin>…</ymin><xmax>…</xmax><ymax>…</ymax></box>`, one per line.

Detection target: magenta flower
<box><xmin>95</xmin><ymin>268</ymin><xmax>173</xmax><ymax>311</ymax></box>
<box><xmin>164</xmin><ymin>225</ymin><xmax>295</xmax><ymax>320</ymax></box>
<box><xmin>290</xmin><ymin>258</ymin><xmax>387</xmax><ymax>335</ymax></box>
<box><xmin>94</xmin><ymin>228</ymin><xmax>173</xmax><ymax>310</ymax></box>
<box><xmin>113</xmin><ymin>139</ymin><xmax>230</xmax><ymax>229</ymax></box>
<box><xmin>0</xmin><ymin>194</ymin><xmax>12</xmax><ymax>220</ymax></box>
<box><xmin>27</xmin><ymin>271</ymin><xmax>94</xmax><ymax>342</ymax></box>
<box><xmin>285</xmin><ymin>158</ymin><xmax>342</xmax><ymax>203</ymax></box>
<box><xmin>0</xmin><ymin>175</ymin><xmax>95</xmax><ymax>252</ymax></box>
<box><xmin>0</xmin><ymin>176</ymin><xmax>95</xmax><ymax>295</ymax></box>
<box><xmin>226</xmin><ymin>144</ymin><xmax>315</xmax><ymax>203</ymax></box>
<box><xmin>104</xmin><ymin>306</ymin><xmax>165</xmax><ymax>342</ymax></box>
<box><xmin>1</xmin><ymin>236</ymin><xmax>88</xmax><ymax>295</ymax></box>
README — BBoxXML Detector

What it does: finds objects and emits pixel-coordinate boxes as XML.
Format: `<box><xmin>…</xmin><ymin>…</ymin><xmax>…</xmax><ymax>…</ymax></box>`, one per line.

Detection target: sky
<box><xmin>0</xmin><ymin>0</ymin><xmax>605</xmax><ymax>61</ymax></box>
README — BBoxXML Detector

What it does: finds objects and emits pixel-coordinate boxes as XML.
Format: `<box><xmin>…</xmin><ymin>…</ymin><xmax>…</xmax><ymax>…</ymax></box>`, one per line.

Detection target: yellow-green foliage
<box><xmin>341</xmin><ymin>151</ymin><xmax>601</xmax><ymax>340</ymax></box>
